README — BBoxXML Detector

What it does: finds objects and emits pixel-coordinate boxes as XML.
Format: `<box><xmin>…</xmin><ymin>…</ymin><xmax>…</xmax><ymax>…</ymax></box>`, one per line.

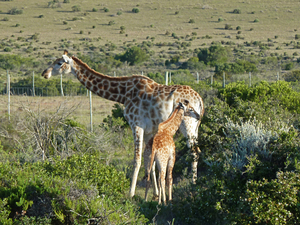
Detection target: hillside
<box><xmin>1</xmin><ymin>0</ymin><xmax>300</xmax><ymax>58</ymax></box>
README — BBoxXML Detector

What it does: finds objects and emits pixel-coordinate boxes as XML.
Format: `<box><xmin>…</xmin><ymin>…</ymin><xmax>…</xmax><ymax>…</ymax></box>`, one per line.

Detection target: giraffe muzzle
<box><xmin>42</xmin><ymin>68</ymin><xmax>52</xmax><ymax>79</ymax></box>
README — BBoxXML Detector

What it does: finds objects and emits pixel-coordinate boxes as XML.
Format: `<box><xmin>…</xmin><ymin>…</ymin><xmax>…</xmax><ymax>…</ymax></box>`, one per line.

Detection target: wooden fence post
<box><xmin>165</xmin><ymin>71</ymin><xmax>168</xmax><ymax>85</ymax></box>
<box><xmin>60</xmin><ymin>73</ymin><xmax>64</xmax><ymax>96</ymax></box>
<box><xmin>249</xmin><ymin>72</ymin><xmax>252</xmax><ymax>87</ymax></box>
<box><xmin>7</xmin><ymin>70</ymin><xmax>10</xmax><ymax>120</ymax></box>
<box><xmin>89</xmin><ymin>90</ymin><xmax>93</xmax><ymax>132</ymax></box>
<box><xmin>32</xmin><ymin>71</ymin><xmax>35</xmax><ymax>96</ymax></box>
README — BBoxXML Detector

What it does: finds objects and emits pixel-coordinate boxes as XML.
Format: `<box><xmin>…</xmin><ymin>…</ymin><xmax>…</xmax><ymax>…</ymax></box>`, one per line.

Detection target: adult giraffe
<box><xmin>42</xmin><ymin>51</ymin><xmax>204</xmax><ymax>198</ymax></box>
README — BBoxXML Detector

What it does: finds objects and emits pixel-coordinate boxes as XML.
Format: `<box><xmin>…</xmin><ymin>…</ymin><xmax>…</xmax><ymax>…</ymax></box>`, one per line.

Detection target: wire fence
<box><xmin>0</xmin><ymin>70</ymin><xmax>283</xmax><ymax>97</ymax></box>
<box><xmin>0</xmin><ymin>86</ymin><xmax>88</xmax><ymax>96</ymax></box>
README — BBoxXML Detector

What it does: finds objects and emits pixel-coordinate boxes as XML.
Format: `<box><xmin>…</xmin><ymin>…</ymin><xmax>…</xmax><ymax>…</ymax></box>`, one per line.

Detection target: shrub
<box><xmin>103</xmin><ymin>7</ymin><xmax>109</xmax><ymax>12</ymax></box>
<box><xmin>3</xmin><ymin>17</ymin><xmax>9</xmax><ymax>21</ymax></box>
<box><xmin>232</xmin><ymin>8</ymin><xmax>241</xmax><ymax>14</ymax></box>
<box><xmin>63</xmin><ymin>0</ymin><xmax>70</xmax><ymax>3</ymax></box>
<box><xmin>284</xmin><ymin>62</ymin><xmax>294</xmax><ymax>70</ymax></box>
<box><xmin>117</xmin><ymin>10</ymin><xmax>122</xmax><ymax>15</ymax></box>
<box><xmin>72</xmin><ymin>5</ymin><xmax>81</xmax><ymax>12</ymax></box>
<box><xmin>225</xmin><ymin>24</ymin><xmax>232</xmax><ymax>30</ymax></box>
<box><xmin>8</xmin><ymin>7</ymin><xmax>23</xmax><ymax>15</ymax></box>
<box><xmin>108</xmin><ymin>20</ymin><xmax>115</xmax><ymax>25</ymax></box>
<box><xmin>295</xmin><ymin>34</ymin><xmax>300</xmax><ymax>39</ymax></box>
<box><xmin>132</xmin><ymin>7</ymin><xmax>140</xmax><ymax>13</ymax></box>
<box><xmin>189</xmin><ymin>19</ymin><xmax>195</xmax><ymax>23</ymax></box>
<box><xmin>254</xmin><ymin>18</ymin><xmax>259</xmax><ymax>22</ymax></box>
<box><xmin>92</xmin><ymin>8</ymin><xmax>97</xmax><ymax>12</ymax></box>
<box><xmin>4</xmin><ymin>47</ymin><xmax>12</xmax><ymax>52</ymax></box>
<box><xmin>116</xmin><ymin>46</ymin><xmax>149</xmax><ymax>65</ymax></box>
<box><xmin>218</xmin><ymin>17</ymin><xmax>224</xmax><ymax>22</ymax></box>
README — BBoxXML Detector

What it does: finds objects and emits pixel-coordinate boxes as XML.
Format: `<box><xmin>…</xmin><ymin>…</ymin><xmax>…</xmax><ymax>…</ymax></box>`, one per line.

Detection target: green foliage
<box><xmin>197</xmin><ymin>44</ymin><xmax>232</xmax><ymax>66</ymax></box>
<box><xmin>132</xmin><ymin>7</ymin><xmax>140</xmax><ymax>13</ymax></box>
<box><xmin>0</xmin><ymin>154</ymin><xmax>146</xmax><ymax>224</ymax></box>
<box><xmin>71</xmin><ymin>5</ymin><xmax>80</xmax><ymax>12</ymax></box>
<box><xmin>215</xmin><ymin>59</ymin><xmax>257</xmax><ymax>75</ymax></box>
<box><xmin>103</xmin><ymin>7</ymin><xmax>109</xmax><ymax>12</ymax></box>
<box><xmin>44</xmin><ymin>154</ymin><xmax>130</xmax><ymax>198</ymax></box>
<box><xmin>284</xmin><ymin>62</ymin><xmax>294</xmax><ymax>70</ymax></box>
<box><xmin>232</xmin><ymin>8</ymin><xmax>241</xmax><ymax>14</ymax></box>
<box><xmin>247</xmin><ymin>171</ymin><xmax>300</xmax><ymax>224</ymax></box>
<box><xmin>0</xmin><ymin>54</ymin><xmax>36</xmax><ymax>71</ymax></box>
<box><xmin>218</xmin><ymin>17</ymin><xmax>224</xmax><ymax>22</ymax></box>
<box><xmin>225</xmin><ymin>24</ymin><xmax>232</xmax><ymax>30</ymax></box>
<box><xmin>8</xmin><ymin>7</ymin><xmax>23</xmax><ymax>15</ymax></box>
<box><xmin>188</xmin><ymin>18</ymin><xmax>195</xmax><ymax>23</ymax></box>
<box><xmin>0</xmin><ymin>198</ymin><xmax>12</xmax><ymax>225</ymax></box>
<box><xmin>116</xmin><ymin>46</ymin><xmax>149</xmax><ymax>65</ymax></box>
<box><xmin>147</xmin><ymin>72</ymin><xmax>165</xmax><ymax>84</ymax></box>
<box><xmin>180</xmin><ymin>56</ymin><xmax>207</xmax><ymax>70</ymax></box>
<box><xmin>284</xmin><ymin>69</ymin><xmax>300</xmax><ymax>82</ymax></box>
<box><xmin>219</xmin><ymin>81</ymin><xmax>299</xmax><ymax>111</ymax></box>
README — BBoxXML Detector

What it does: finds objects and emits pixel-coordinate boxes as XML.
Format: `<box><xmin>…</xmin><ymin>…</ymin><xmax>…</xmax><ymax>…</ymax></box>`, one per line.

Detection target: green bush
<box><xmin>0</xmin><ymin>154</ymin><xmax>146</xmax><ymax>224</ymax></box>
<box><xmin>72</xmin><ymin>5</ymin><xmax>81</xmax><ymax>12</ymax></box>
<box><xmin>232</xmin><ymin>9</ymin><xmax>241</xmax><ymax>14</ymax></box>
<box><xmin>8</xmin><ymin>7</ymin><xmax>23</xmax><ymax>15</ymax></box>
<box><xmin>103</xmin><ymin>7</ymin><xmax>109</xmax><ymax>12</ymax></box>
<box><xmin>197</xmin><ymin>44</ymin><xmax>232</xmax><ymax>66</ymax></box>
<box><xmin>132</xmin><ymin>7</ymin><xmax>140</xmax><ymax>13</ymax></box>
<box><xmin>225</xmin><ymin>24</ymin><xmax>232</xmax><ymax>30</ymax></box>
<box><xmin>116</xmin><ymin>46</ymin><xmax>149</xmax><ymax>65</ymax></box>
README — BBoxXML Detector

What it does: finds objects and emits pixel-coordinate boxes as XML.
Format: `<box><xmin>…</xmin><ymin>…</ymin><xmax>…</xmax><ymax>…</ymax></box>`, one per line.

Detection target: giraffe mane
<box><xmin>71</xmin><ymin>56</ymin><xmax>156</xmax><ymax>82</ymax></box>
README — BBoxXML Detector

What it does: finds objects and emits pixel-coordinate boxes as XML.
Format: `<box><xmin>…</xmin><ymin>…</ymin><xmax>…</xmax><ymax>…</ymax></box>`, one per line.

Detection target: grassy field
<box><xmin>0</xmin><ymin>95</ymin><xmax>116</xmax><ymax>128</ymax></box>
<box><xmin>1</xmin><ymin>0</ymin><xmax>300</xmax><ymax>58</ymax></box>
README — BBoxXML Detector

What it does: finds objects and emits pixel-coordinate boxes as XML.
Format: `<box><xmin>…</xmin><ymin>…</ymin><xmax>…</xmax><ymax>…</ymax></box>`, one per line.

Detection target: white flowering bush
<box><xmin>223</xmin><ymin>118</ymin><xmax>292</xmax><ymax>171</ymax></box>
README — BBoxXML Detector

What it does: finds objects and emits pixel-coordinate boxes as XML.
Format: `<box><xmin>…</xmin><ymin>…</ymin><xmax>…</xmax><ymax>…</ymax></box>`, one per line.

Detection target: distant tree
<box><xmin>197</xmin><ymin>44</ymin><xmax>232</xmax><ymax>67</ymax></box>
<box><xmin>132</xmin><ymin>8</ymin><xmax>140</xmax><ymax>13</ymax></box>
<box><xmin>72</xmin><ymin>5</ymin><xmax>80</xmax><ymax>12</ymax></box>
<box><xmin>116</xmin><ymin>46</ymin><xmax>148</xmax><ymax>65</ymax></box>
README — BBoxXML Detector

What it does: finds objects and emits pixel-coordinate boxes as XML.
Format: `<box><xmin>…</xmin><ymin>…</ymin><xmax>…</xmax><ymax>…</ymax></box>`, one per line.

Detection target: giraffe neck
<box><xmin>158</xmin><ymin>107</ymin><xmax>184</xmax><ymax>136</ymax></box>
<box><xmin>70</xmin><ymin>56</ymin><xmax>129</xmax><ymax>103</ymax></box>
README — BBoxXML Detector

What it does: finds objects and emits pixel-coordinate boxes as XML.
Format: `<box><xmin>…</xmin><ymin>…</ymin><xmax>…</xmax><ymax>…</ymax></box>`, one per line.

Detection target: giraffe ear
<box><xmin>62</xmin><ymin>54</ymin><xmax>71</xmax><ymax>63</ymax></box>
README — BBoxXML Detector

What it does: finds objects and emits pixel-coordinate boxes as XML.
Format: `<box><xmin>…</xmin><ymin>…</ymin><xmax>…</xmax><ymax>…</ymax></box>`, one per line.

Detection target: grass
<box><xmin>0</xmin><ymin>95</ymin><xmax>115</xmax><ymax>128</ymax></box>
<box><xmin>0</xmin><ymin>0</ymin><xmax>300</xmax><ymax>58</ymax></box>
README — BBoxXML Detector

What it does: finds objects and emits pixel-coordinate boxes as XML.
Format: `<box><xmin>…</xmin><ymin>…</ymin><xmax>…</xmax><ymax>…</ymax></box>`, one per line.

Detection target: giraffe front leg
<box><xmin>129</xmin><ymin>127</ymin><xmax>144</xmax><ymax>198</ymax></box>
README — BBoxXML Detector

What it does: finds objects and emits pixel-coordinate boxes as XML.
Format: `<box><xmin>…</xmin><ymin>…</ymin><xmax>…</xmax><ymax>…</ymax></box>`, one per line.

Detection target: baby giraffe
<box><xmin>144</xmin><ymin>100</ymin><xmax>190</xmax><ymax>205</ymax></box>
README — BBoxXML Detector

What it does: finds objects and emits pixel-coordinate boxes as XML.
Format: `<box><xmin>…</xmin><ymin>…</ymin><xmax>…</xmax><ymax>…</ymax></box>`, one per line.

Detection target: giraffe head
<box><xmin>42</xmin><ymin>50</ymin><xmax>72</xmax><ymax>79</ymax></box>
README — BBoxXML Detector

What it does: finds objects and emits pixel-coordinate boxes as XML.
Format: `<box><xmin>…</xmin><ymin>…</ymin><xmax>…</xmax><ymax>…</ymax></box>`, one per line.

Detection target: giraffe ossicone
<box><xmin>42</xmin><ymin>51</ymin><xmax>204</xmax><ymax>198</ymax></box>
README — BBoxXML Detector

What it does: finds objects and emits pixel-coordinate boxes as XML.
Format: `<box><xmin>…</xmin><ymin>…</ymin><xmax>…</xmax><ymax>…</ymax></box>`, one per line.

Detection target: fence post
<box><xmin>60</xmin><ymin>73</ymin><xmax>64</xmax><ymax>96</ymax></box>
<box><xmin>196</xmin><ymin>72</ymin><xmax>199</xmax><ymax>84</ymax></box>
<box><xmin>89</xmin><ymin>90</ymin><xmax>93</xmax><ymax>132</ymax></box>
<box><xmin>169</xmin><ymin>71</ymin><xmax>172</xmax><ymax>83</ymax></box>
<box><xmin>7</xmin><ymin>70</ymin><xmax>10</xmax><ymax>120</ymax></box>
<box><xmin>32</xmin><ymin>71</ymin><xmax>35</xmax><ymax>96</ymax></box>
<box><xmin>249</xmin><ymin>72</ymin><xmax>252</xmax><ymax>87</ymax></box>
<box><xmin>222</xmin><ymin>72</ymin><xmax>225</xmax><ymax>88</ymax></box>
<box><xmin>114</xmin><ymin>71</ymin><xmax>116</xmax><ymax>77</ymax></box>
<box><xmin>165</xmin><ymin>71</ymin><xmax>168</xmax><ymax>85</ymax></box>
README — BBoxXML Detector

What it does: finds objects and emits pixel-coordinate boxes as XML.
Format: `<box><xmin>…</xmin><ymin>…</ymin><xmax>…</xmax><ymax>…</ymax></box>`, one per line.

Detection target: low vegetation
<box><xmin>0</xmin><ymin>79</ymin><xmax>300</xmax><ymax>224</ymax></box>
